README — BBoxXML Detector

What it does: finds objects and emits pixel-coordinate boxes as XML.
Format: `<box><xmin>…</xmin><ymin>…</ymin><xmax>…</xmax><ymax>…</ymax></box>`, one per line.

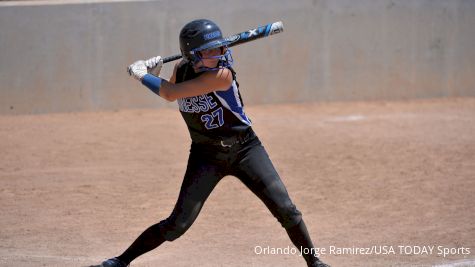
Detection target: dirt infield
<box><xmin>0</xmin><ymin>98</ymin><xmax>474</xmax><ymax>267</ymax></box>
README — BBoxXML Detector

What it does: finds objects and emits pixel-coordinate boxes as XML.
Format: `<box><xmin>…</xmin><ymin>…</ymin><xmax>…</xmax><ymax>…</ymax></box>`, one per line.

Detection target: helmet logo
<box><xmin>203</xmin><ymin>31</ymin><xmax>221</xmax><ymax>40</ymax></box>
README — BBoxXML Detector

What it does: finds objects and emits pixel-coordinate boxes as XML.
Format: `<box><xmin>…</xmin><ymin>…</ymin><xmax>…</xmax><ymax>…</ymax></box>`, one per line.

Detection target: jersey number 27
<box><xmin>201</xmin><ymin>107</ymin><xmax>224</xmax><ymax>130</ymax></box>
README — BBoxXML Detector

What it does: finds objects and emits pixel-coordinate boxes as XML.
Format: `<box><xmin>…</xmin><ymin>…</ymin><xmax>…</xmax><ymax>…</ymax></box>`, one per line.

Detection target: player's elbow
<box><xmin>159</xmin><ymin>89</ymin><xmax>178</xmax><ymax>102</ymax></box>
<box><xmin>163</xmin><ymin>95</ymin><xmax>177</xmax><ymax>102</ymax></box>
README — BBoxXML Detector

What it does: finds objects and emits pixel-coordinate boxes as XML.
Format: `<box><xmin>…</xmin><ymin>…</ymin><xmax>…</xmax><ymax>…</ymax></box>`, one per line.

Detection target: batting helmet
<box><xmin>179</xmin><ymin>19</ymin><xmax>233</xmax><ymax>68</ymax></box>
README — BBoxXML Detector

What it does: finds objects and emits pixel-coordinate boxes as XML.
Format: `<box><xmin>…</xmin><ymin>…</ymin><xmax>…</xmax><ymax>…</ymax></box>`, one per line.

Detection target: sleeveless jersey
<box><xmin>175</xmin><ymin>61</ymin><xmax>252</xmax><ymax>143</ymax></box>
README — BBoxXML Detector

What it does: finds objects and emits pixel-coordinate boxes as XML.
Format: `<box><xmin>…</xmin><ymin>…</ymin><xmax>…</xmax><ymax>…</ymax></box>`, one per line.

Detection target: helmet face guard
<box><xmin>192</xmin><ymin>47</ymin><xmax>234</xmax><ymax>71</ymax></box>
<box><xmin>179</xmin><ymin>19</ymin><xmax>233</xmax><ymax>71</ymax></box>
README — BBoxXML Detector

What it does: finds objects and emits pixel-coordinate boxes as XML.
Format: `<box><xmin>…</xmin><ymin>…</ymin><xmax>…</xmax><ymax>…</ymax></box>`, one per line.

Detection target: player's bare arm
<box><xmin>159</xmin><ymin>68</ymin><xmax>232</xmax><ymax>101</ymax></box>
<box><xmin>168</xmin><ymin>62</ymin><xmax>179</xmax><ymax>84</ymax></box>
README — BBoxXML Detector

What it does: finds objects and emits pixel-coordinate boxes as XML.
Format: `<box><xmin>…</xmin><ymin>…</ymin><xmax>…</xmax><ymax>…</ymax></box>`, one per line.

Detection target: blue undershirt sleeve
<box><xmin>141</xmin><ymin>74</ymin><xmax>162</xmax><ymax>96</ymax></box>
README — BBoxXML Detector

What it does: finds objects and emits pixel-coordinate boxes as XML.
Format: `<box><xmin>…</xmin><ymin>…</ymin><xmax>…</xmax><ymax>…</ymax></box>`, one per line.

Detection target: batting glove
<box><xmin>144</xmin><ymin>56</ymin><xmax>163</xmax><ymax>77</ymax></box>
<box><xmin>127</xmin><ymin>60</ymin><xmax>148</xmax><ymax>81</ymax></box>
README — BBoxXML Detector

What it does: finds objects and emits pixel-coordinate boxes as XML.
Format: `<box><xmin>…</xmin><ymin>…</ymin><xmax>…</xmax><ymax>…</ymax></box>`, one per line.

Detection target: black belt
<box><xmin>219</xmin><ymin>129</ymin><xmax>256</xmax><ymax>147</ymax></box>
<box><xmin>193</xmin><ymin>128</ymin><xmax>256</xmax><ymax>147</ymax></box>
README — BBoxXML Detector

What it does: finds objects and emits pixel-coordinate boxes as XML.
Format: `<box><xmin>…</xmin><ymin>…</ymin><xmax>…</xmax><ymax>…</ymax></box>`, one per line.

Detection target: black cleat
<box><xmin>93</xmin><ymin>257</ymin><xmax>129</xmax><ymax>267</ymax></box>
<box><xmin>309</xmin><ymin>259</ymin><xmax>331</xmax><ymax>267</ymax></box>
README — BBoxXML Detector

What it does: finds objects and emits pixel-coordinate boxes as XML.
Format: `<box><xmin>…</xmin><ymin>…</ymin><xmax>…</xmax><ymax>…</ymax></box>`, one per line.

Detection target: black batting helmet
<box><xmin>179</xmin><ymin>19</ymin><xmax>231</xmax><ymax>63</ymax></box>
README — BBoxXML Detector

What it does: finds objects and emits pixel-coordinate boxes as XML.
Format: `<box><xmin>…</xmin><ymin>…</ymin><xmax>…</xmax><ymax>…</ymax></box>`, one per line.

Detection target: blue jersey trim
<box><xmin>214</xmin><ymin>81</ymin><xmax>251</xmax><ymax>125</ymax></box>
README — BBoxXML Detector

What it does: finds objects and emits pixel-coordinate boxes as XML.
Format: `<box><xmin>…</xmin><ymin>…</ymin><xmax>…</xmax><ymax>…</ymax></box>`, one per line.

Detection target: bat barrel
<box><xmin>227</xmin><ymin>21</ymin><xmax>284</xmax><ymax>48</ymax></box>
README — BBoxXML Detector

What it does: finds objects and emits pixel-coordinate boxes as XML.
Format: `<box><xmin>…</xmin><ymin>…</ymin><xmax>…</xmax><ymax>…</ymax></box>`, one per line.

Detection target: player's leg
<box><xmin>233</xmin><ymin>139</ymin><xmax>328</xmax><ymax>267</ymax></box>
<box><xmin>114</xmin><ymin>149</ymin><xmax>225</xmax><ymax>265</ymax></box>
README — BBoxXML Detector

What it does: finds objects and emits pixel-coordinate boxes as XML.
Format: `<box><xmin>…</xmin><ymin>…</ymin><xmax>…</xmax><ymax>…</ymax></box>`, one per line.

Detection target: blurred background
<box><xmin>0</xmin><ymin>0</ymin><xmax>474</xmax><ymax>114</ymax></box>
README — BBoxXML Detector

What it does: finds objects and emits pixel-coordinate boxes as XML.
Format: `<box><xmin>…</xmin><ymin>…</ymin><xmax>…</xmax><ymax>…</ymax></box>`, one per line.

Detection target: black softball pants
<box><xmin>158</xmin><ymin>136</ymin><xmax>302</xmax><ymax>240</ymax></box>
<box><xmin>118</xmin><ymin>135</ymin><xmax>320</xmax><ymax>266</ymax></box>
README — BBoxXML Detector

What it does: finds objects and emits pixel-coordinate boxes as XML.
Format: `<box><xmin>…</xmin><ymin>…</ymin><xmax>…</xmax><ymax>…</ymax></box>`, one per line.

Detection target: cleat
<box><xmin>309</xmin><ymin>259</ymin><xmax>331</xmax><ymax>267</ymax></box>
<box><xmin>93</xmin><ymin>257</ymin><xmax>128</xmax><ymax>267</ymax></box>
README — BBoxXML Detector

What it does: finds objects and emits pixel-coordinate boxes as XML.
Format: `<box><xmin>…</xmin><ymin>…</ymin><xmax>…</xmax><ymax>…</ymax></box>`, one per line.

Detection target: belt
<box><xmin>219</xmin><ymin>129</ymin><xmax>256</xmax><ymax>147</ymax></box>
<box><xmin>194</xmin><ymin>128</ymin><xmax>256</xmax><ymax>148</ymax></box>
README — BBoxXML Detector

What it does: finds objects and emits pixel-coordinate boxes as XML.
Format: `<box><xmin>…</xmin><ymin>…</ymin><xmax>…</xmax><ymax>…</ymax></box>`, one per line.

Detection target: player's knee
<box><xmin>158</xmin><ymin>217</ymin><xmax>193</xmax><ymax>241</ymax></box>
<box><xmin>275</xmin><ymin>202</ymin><xmax>302</xmax><ymax>229</ymax></box>
<box><xmin>169</xmin><ymin>222</ymin><xmax>191</xmax><ymax>241</ymax></box>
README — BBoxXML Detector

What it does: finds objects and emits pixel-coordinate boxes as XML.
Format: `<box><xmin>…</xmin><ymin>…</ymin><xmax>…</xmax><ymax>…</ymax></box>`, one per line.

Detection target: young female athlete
<box><xmin>93</xmin><ymin>19</ymin><xmax>330</xmax><ymax>267</ymax></box>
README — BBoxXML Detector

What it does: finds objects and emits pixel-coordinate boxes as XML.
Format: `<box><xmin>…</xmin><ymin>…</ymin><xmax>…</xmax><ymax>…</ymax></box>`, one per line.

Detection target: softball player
<box><xmin>94</xmin><ymin>19</ymin><xmax>330</xmax><ymax>267</ymax></box>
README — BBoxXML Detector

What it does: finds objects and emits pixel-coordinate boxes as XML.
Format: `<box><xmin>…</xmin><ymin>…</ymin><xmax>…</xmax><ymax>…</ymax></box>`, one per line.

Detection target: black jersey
<box><xmin>175</xmin><ymin>62</ymin><xmax>252</xmax><ymax>144</ymax></box>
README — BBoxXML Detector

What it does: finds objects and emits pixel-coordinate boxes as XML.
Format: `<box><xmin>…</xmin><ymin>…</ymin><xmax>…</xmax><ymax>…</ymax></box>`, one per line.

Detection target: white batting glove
<box><xmin>144</xmin><ymin>56</ymin><xmax>163</xmax><ymax>77</ymax></box>
<box><xmin>127</xmin><ymin>60</ymin><xmax>148</xmax><ymax>81</ymax></box>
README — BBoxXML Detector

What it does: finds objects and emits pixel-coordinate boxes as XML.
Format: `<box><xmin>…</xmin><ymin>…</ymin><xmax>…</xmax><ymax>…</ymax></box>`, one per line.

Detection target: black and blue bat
<box><xmin>162</xmin><ymin>21</ymin><xmax>284</xmax><ymax>63</ymax></box>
